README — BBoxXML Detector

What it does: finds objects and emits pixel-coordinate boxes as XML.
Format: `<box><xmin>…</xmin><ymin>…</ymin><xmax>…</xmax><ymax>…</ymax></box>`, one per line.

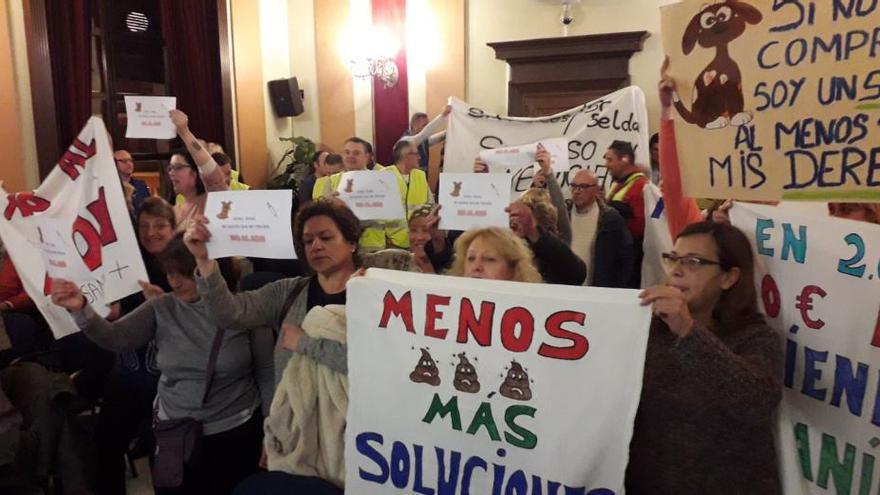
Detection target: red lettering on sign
<box><xmin>500</xmin><ymin>307</ymin><xmax>534</xmax><ymax>353</ymax></box>
<box><xmin>761</xmin><ymin>274</ymin><xmax>781</xmax><ymax>318</ymax></box>
<box><xmin>539</xmin><ymin>311</ymin><xmax>589</xmax><ymax>360</ymax></box>
<box><xmin>425</xmin><ymin>294</ymin><xmax>451</xmax><ymax>339</ymax></box>
<box><xmin>4</xmin><ymin>193</ymin><xmax>51</xmax><ymax>220</ymax></box>
<box><xmin>457</xmin><ymin>298</ymin><xmax>495</xmax><ymax>347</ymax></box>
<box><xmin>73</xmin><ymin>216</ymin><xmax>103</xmax><ymax>271</ymax></box>
<box><xmin>85</xmin><ymin>187</ymin><xmax>117</xmax><ymax>245</ymax></box>
<box><xmin>379</xmin><ymin>290</ymin><xmax>415</xmax><ymax>333</ymax></box>
<box><xmin>57</xmin><ymin>138</ymin><xmax>96</xmax><ymax>180</ymax></box>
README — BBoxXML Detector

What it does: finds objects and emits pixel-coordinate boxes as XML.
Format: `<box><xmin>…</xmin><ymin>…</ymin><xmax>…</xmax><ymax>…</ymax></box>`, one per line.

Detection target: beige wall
<box><xmin>468</xmin><ymin>0</ymin><xmax>675</xmax><ymax>133</ymax></box>
<box><xmin>1</xmin><ymin>0</ymin><xmax>37</xmax><ymax>191</ymax></box>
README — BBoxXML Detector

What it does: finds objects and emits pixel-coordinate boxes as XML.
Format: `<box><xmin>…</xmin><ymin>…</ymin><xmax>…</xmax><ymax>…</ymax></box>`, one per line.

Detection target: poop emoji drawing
<box><xmin>450</xmin><ymin>182</ymin><xmax>463</xmax><ymax>197</ymax></box>
<box><xmin>409</xmin><ymin>348</ymin><xmax>441</xmax><ymax>386</ymax></box>
<box><xmin>453</xmin><ymin>353</ymin><xmax>480</xmax><ymax>393</ymax></box>
<box><xmin>675</xmin><ymin>1</ymin><xmax>763</xmax><ymax>130</ymax></box>
<box><xmin>344</xmin><ymin>179</ymin><xmax>354</xmax><ymax>193</ymax></box>
<box><xmin>216</xmin><ymin>201</ymin><xmax>232</xmax><ymax>220</ymax></box>
<box><xmin>499</xmin><ymin>361</ymin><xmax>532</xmax><ymax>401</ymax></box>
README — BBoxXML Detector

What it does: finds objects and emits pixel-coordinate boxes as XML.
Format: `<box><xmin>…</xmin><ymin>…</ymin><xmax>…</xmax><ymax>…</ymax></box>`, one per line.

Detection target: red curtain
<box><xmin>372</xmin><ymin>0</ymin><xmax>409</xmax><ymax>165</ymax></box>
<box><xmin>46</xmin><ymin>0</ymin><xmax>92</xmax><ymax>149</ymax></box>
<box><xmin>160</xmin><ymin>0</ymin><xmax>226</xmax><ymax>147</ymax></box>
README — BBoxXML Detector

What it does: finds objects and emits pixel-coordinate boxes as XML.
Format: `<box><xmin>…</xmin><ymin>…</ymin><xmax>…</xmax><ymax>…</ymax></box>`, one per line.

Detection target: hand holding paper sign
<box><xmin>50</xmin><ymin>278</ymin><xmax>86</xmax><ymax>312</ymax></box>
<box><xmin>124</xmin><ymin>96</ymin><xmax>177</xmax><ymax>139</ymax></box>
<box><xmin>639</xmin><ymin>285</ymin><xmax>694</xmax><ymax>337</ymax></box>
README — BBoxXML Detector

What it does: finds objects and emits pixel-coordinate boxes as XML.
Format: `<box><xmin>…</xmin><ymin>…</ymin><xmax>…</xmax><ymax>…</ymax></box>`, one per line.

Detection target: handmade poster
<box><xmin>124</xmin><ymin>96</ymin><xmax>177</xmax><ymax>139</ymax></box>
<box><xmin>661</xmin><ymin>0</ymin><xmax>880</xmax><ymax>202</ymax></box>
<box><xmin>437</xmin><ymin>173</ymin><xmax>511</xmax><ymax>231</ymax></box>
<box><xmin>729</xmin><ymin>203</ymin><xmax>880</xmax><ymax>494</ymax></box>
<box><xmin>336</xmin><ymin>170</ymin><xmax>406</xmax><ymax>221</ymax></box>
<box><xmin>445</xmin><ymin>87</ymin><xmax>650</xmax><ymax>197</ymax></box>
<box><xmin>345</xmin><ymin>269</ymin><xmax>652</xmax><ymax>494</ymax></box>
<box><xmin>204</xmin><ymin>190</ymin><xmax>295</xmax><ymax>259</ymax></box>
<box><xmin>478</xmin><ymin>137</ymin><xmax>570</xmax><ymax>174</ymax></box>
<box><xmin>35</xmin><ymin>217</ymin><xmax>97</xmax><ymax>283</ymax></box>
<box><xmin>0</xmin><ymin>117</ymin><xmax>148</xmax><ymax>337</ymax></box>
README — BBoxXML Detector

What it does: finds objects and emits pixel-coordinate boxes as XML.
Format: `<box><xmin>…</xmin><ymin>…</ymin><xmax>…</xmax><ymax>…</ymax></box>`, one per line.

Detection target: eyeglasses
<box><xmin>570</xmin><ymin>183</ymin><xmax>599</xmax><ymax>191</ymax></box>
<box><xmin>115</xmin><ymin>158</ymin><xmax>134</xmax><ymax>164</ymax></box>
<box><xmin>166</xmin><ymin>164</ymin><xmax>190</xmax><ymax>174</ymax></box>
<box><xmin>661</xmin><ymin>252</ymin><xmax>725</xmax><ymax>271</ymax></box>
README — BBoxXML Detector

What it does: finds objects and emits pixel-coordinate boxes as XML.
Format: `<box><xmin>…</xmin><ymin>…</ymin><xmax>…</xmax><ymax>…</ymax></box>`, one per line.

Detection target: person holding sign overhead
<box><xmin>629</xmin><ymin>220</ymin><xmax>782</xmax><ymax>493</ymax></box>
<box><xmin>168</xmin><ymin>109</ymin><xmax>229</xmax><ymax>227</ymax></box>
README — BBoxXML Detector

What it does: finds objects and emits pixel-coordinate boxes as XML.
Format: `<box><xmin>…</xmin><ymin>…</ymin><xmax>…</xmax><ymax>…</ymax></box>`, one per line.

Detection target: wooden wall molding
<box><xmin>488</xmin><ymin>31</ymin><xmax>649</xmax><ymax>116</ymax></box>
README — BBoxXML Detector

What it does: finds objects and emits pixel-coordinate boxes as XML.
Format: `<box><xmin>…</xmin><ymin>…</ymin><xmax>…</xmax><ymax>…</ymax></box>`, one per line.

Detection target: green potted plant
<box><xmin>268</xmin><ymin>135</ymin><xmax>317</xmax><ymax>205</ymax></box>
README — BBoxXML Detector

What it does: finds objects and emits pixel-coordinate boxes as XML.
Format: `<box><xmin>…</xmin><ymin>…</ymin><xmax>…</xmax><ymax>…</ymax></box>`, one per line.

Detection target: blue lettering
<box><xmin>462</xmin><ymin>456</ymin><xmax>488</xmax><ymax>495</ymax></box>
<box><xmin>830</xmin><ymin>356</ymin><xmax>869</xmax><ymax>416</ymax></box>
<box><xmin>757</xmin><ymin>218</ymin><xmax>775</xmax><ymax>257</ymax></box>
<box><xmin>781</xmin><ymin>224</ymin><xmax>807</xmax><ymax>263</ymax></box>
<box><xmin>390</xmin><ymin>441</ymin><xmax>411</xmax><ymax>488</ymax></box>
<box><xmin>803</xmin><ymin>347</ymin><xmax>829</xmax><ymax>401</ymax></box>
<box><xmin>357</xmin><ymin>432</ymin><xmax>390</xmax><ymax>484</ymax></box>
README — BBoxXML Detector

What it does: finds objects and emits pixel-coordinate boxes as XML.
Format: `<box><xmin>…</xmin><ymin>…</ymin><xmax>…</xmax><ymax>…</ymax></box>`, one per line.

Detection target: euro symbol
<box><xmin>795</xmin><ymin>285</ymin><xmax>827</xmax><ymax>330</ymax></box>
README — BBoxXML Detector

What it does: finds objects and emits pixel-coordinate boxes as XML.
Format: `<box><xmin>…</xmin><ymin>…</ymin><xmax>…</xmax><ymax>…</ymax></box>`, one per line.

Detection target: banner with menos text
<box><xmin>730</xmin><ymin>203</ymin><xmax>880</xmax><ymax>494</ymax></box>
<box><xmin>661</xmin><ymin>0</ymin><xmax>880</xmax><ymax>202</ymax></box>
<box><xmin>345</xmin><ymin>269</ymin><xmax>651</xmax><ymax>494</ymax></box>
<box><xmin>0</xmin><ymin>117</ymin><xmax>147</xmax><ymax>338</ymax></box>
<box><xmin>444</xmin><ymin>87</ymin><xmax>650</xmax><ymax>195</ymax></box>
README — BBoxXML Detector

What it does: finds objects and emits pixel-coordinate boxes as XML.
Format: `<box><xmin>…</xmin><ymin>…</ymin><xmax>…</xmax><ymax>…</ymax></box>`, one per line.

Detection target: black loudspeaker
<box><xmin>268</xmin><ymin>77</ymin><xmax>305</xmax><ymax>117</ymax></box>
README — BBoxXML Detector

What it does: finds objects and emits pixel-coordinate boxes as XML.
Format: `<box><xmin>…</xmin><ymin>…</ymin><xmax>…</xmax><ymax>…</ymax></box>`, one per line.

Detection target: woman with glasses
<box><xmin>167</xmin><ymin>109</ymin><xmax>228</xmax><ymax>227</ymax></box>
<box><xmin>627</xmin><ymin>220</ymin><xmax>782</xmax><ymax>493</ymax></box>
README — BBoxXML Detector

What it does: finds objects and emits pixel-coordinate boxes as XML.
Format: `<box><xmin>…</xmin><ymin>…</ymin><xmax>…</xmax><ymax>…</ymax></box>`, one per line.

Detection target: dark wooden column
<box><xmin>488</xmin><ymin>31</ymin><xmax>649</xmax><ymax>117</ymax></box>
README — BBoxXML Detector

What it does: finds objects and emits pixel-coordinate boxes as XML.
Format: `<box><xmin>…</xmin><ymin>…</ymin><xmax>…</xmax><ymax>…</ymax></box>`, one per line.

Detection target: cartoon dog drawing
<box><xmin>344</xmin><ymin>179</ymin><xmax>354</xmax><ymax>193</ymax></box>
<box><xmin>450</xmin><ymin>182</ymin><xmax>463</xmax><ymax>197</ymax></box>
<box><xmin>134</xmin><ymin>102</ymin><xmax>142</xmax><ymax>112</ymax></box>
<box><xmin>675</xmin><ymin>1</ymin><xmax>762</xmax><ymax>130</ymax></box>
<box><xmin>216</xmin><ymin>201</ymin><xmax>232</xmax><ymax>220</ymax></box>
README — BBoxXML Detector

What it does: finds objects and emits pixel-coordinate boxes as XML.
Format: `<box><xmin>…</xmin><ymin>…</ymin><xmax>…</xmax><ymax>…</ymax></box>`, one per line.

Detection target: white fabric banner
<box><xmin>730</xmin><ymin>204</ymin><xmax>880</xmax><ymax>494</ymax></box>
<box><xmin>345</xmin><ymin>269</ymin><xmax>651</xmax><ymax>494</ymax></box>
<box><xmin>445</xmin><ymin>87</ymin><xmax>650</xmax><ymax>197</ymax></box>
<box><xmin>0</xmin><ymin>117</ymin><xmax>148</xmax><ymax>338</ymax></box>
<box><xmin>641</xmin><ymin>183</ymin><xmax>673</xmax><ymax>289</ymax></box>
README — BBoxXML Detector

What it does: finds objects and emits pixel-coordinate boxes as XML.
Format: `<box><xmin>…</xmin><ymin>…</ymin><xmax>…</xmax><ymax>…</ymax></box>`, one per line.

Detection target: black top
<box><xmin>306</xmin><ymin>277</ymin><xmax>346</xmax><ymax>310</ymax></box>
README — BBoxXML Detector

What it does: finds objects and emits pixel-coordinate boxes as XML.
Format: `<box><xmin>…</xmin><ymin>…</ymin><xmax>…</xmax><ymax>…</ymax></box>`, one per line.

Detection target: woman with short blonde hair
<box><xmin>517</xmin><ymin>188</ymin><xmax>559</xmax><ymax>237</ymax></box>
<box><xmin>448</xmin><ymin>227</ymin><xmax>542</xmax><ymax>283</ymax></box>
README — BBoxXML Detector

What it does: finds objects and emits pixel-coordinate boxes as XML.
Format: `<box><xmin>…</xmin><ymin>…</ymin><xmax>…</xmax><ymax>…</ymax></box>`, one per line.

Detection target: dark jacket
<box><xmin>591</xmin><ymin>206</ymin><xmax>635</xmax><ymax>289</ymax></box>
<box><xmin>528</xmin><ymin>229</ymin><xmax>587</xmax><ymax>286</ymax></box>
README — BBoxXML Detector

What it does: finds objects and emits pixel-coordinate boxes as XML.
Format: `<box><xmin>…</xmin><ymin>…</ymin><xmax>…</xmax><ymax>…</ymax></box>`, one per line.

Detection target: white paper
<box><xmin>36</xmin><ymin>218</ymin><xmax>94</xmax><ymax>282</ymax></box>
<box><xmin>204</xmin><ymin>190</ymin><xmax>296</xmax><ymax>259</ymax></box>
<box><xmin>124</xmin><ymin>96</ymin><xmax>177</xmax><ymax>139</ymax></box>
<box><xmin>478</xmin><ymin>137</ymin><xmax>569</xmax><ymax>174</ymax></box>
<box><xmin>437</xmin><ymin>173</ymin><xmax>511</xmax><ymax>231</ymax></box>
<box><xmin>336</xmin><ymin>170</ymin><xmax>405</xmax><ymax>221</ymax></box>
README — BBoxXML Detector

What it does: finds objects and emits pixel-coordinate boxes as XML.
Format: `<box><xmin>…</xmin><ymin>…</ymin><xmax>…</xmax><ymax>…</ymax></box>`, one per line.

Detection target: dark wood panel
<box><xmin>23</xmin><ymin>0</ymin><xmax>60</xmax><ymax>179</ymax></box>
<box><xmin>489</xmin><ymin>31</ymin><xmax>649</xmax><ymax>117</ymax></box>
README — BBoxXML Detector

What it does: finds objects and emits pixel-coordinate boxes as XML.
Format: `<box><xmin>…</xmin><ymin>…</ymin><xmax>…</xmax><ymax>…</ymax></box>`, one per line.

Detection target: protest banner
<box><xmin>337</xmin><ymin>170</ymin><xmax>406</xmax><ymax>221</ymax></box>
<box><xmin>124</xmin><ymin>95</ymin><xmax>177</xmax><ymax>139</ymax></box>
<box><xmin>437</xmin><ymin>173</ymin><xmax>510</xmax><ymax>231</ymax></box>
<box><xmin>345</xmin><ymin>269</ymin><xmax>652</xmax><ymax>494</ymax></box>
<box><xmin>0</xmin><ymin>117</ymin><xmax>148</xmax><ymax>338</ymax></box>
<box><xmin>444</xmin><ymin>87</ymin><xmax>650</xmax><ymax>197</ymax></box>
<box><xmin>661</xmin><ymin>0</ymin><xmax>880</xmax><ymax>202</ymax></box>
<box><xmin>729</xmin><ymin>203</ymin><xmax>880</xmax><ymax>494</ymax></box>
<box><xmin>205</xmin><ymin>190</ymin><xmax>295</xmax><ymax>259</ymax></box>
<box><xmin>641</xmin><ymin>183</ymin><xmax>673</xmax><ymax>289</ymax></box>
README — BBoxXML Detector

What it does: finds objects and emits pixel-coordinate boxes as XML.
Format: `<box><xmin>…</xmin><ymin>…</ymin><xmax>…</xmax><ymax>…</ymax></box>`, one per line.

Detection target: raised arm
<box><xmin>170</xmin><ymin>109</ymin><xmax>227</xmax><ymax>193</ymax></box>
<box><xmin>405</xmin><ymin>106</ymin><xmax>450</xmax><ymax>146</ymax></box>
<box><xmin>536</xmin><ymin>145</ymin><xmax>572</xmax><ymax>245</ymax></box>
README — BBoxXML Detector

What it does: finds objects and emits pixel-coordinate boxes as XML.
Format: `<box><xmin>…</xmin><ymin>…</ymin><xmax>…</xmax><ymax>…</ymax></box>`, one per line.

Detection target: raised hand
<box><xmin>505</xmin><ymin>202</ymin><xmax>539</xmax><ymax>242</ymax></box>
<box><xmin>639</xmin><ymin>285</ymin><xmax>694</xmax><ymax>337</ymax></box>
<box><xmin>169</xmin><ymin>109</ymin><xmax>189</xmax><ymax>132</ymax></box>
<box><xmin>50</xmin><ymin>278</ymin><xmax>86</xmax><ymax>312</ymax></box>
<box><xmin>659</xmin><ymin>56</ymin><xmax>676</xmax><ymax>111</ymax></box>
<box><xmin>473</xmin><ymin>158</ymin><xmax>488</xmax><ymax>173</ymax></box>
<box><xmin>535</xmin><ymin>144</ymin><xmax>551</xmax><ymax>176</ymax></box>
<box><xmin>183</xmin><ymin>215</ymin><xmax>212</xmax><ymax>261</ymax></box>
<box><xmin>138</xmin><ymin>280</ymin><xmax>165</xmax><ymax>300</ymax></box>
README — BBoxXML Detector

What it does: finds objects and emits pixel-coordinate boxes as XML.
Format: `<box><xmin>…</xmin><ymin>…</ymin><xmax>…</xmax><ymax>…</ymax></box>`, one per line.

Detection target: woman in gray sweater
<box><xmin>51</xmin><ymin>234</ymin><xmax>273</xmax><ymax>495</ymax></box>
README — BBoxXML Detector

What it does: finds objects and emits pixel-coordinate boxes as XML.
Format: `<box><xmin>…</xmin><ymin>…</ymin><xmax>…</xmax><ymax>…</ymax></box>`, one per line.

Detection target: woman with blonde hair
<box><xmin>447</xmin><ymin>227</ymin><xmax>543</xmax><ymax>283</ymax></box>
<box><xmin>517</xmin><ymin>188</ymin><xmax>559</xmax><ymax>237</ymax></box>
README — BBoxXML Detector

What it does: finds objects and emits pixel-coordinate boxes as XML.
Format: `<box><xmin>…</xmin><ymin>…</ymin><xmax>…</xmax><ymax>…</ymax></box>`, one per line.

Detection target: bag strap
<box><xmin>276</xmin><ymin>277</ymin><xmax>311</xmax><ymax>330</ymax></box>
<box><xmin>201</xmin><ymin>327</ymin><xmax>226</xmax><ymax>406</ymax></box>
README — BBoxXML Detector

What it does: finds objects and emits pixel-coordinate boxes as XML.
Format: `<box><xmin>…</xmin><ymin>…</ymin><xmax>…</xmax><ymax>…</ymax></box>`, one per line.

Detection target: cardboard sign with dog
<box><xmin>661</xmin><ymin>0</ymin><xmax>880</xmax><ymax>202</ymax></box>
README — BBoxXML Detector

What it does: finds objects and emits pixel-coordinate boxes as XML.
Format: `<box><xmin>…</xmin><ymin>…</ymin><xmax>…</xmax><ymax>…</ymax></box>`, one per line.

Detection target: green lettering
<box><xmin>503</xmin><ymin>405</ymin><xmax>538</xmax><ymax>450</ymax></box>
<box><xmin>466</xmin><ymin>402</ymin><xmax>501</xmax><ymax>441</ymax></box>
<box><xmin>422</xmin><ymin>393</ymin><xmax>462</xmax><ymax>431</ymax></box>
<box><xmin>858</xmin><ymin>453</ymin><xmax>874</xmax><ymax>495</ymax></box>
<box><xmin>794</xmin><ymin>422</ymin><xmax>814</xmax><ymax>481</ymax></box>
<box><xmin>817</xmin><ymin>433</ymin><xmax>855</xmax><ymax>494</ymax></box>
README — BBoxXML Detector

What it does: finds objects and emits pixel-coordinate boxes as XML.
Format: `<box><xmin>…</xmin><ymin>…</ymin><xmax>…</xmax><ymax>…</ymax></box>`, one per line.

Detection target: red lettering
<box><xmin>378</xmin><ymin>290</ymin><xmax>415</xmax><ymax>333</ymax></box>
<box><xmin>43</xmin><ymin>272</ymin><xmax>52</xmax><ymax>296</ymax></box>
<box><xmin>4</xmin><ymin>192</ymin><xmax>51</xmax><ymax>220</ymax></box>
<box><xmin>538</xmin><ymin>311</ymin><xmax>589</xmax><ymax>360</ymax></box>
<box><xmin>871</xmin><ymin>307</ymin><xmax>880</xmax><ymax>349</ymax></box>
<box><xmin>457</xmin><ymin>298</ymin><xmax>495</xmax><ymax>346</ymax></box>
<box><xmin>761</xmin><ymin>274</ymin><xmax>781</xmax><ymax>318</ymax></box>
<box><xmin>57</xmin><ymin>138</ymin><xmax>96</xmax><ymax>180</ymax></box>
<box><xmin>424</xmin><ymin>294</ymin><xmax>451</xmax><ymax>339</ymax></box>
<box><xmin>500</xmin><ymin>307</ymin><xmax>534</xmax><ymax>353</ymax></box>
<box><xmin>85</xmin><ymin>187</ymin><xmax>117</xmax><ymax>245</ymax></box>
<box><xmin>72</xmin><ymin>216</ymin><xmax>102</xmax><ymax>271</ymax></box>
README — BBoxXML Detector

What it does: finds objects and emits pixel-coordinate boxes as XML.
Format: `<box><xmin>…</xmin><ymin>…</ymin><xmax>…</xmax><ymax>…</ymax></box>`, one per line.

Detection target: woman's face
<box><xmin>408</xmin><ymin>216</ymin><xmax>432</xmax><ymax>251</ymax></box>
<box><xmin>138</xmin><ymin>212</ymin><xmax>174</xmax><ymax>255</ymax></box>
<box><xmin>166</xmin><ymin>271</ymin><xmax>198</xmax><ymax>302</ymax></box>
<box><xmin>464</xmin><ymin>235</ymin><xmax>514</xmax><ymax>281</ymax></box>
<box><xmin>828</xmin><ymin>203</ymin><xmax>877</xmax><ymax>224</ymax></box>
<box><xmin>664</xmin><ymin>234</ymin><xmax>738</xmax><ymax>314</ymax></box>
<box><xmin>167</xmin><ymin>155</ymin><xmax>198</xmax><ymax>196</ymax></box>
<box><xmin>302</xmin><ymin>215</ymin><xmax>356</xmax><ymax>276</ymax></box>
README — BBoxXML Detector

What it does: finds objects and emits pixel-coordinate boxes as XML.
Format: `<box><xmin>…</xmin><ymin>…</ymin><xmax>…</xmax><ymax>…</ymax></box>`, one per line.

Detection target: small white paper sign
<box><xmin>478</xmin><ymin>137</ymin><xmax>569</xmax><ymax>173</ymax></box>
<box><xmin>204</xmin><ymin>190</ymin><xmax>296</xmax><ymax>259</ymax></box>
<box><xmin>124</xmin><ymin>96</ymin><xmax>177</xmax><ymax>139</ymax></box>
<box><xmin>336</xmin><ymin>170</ymin><xmax>405</xmax><ymax>221</ymax></box>
<box><xmin>438</xmin><ymin>173</ymin><xmax>511</xmax><ymax>231</ymax></box>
